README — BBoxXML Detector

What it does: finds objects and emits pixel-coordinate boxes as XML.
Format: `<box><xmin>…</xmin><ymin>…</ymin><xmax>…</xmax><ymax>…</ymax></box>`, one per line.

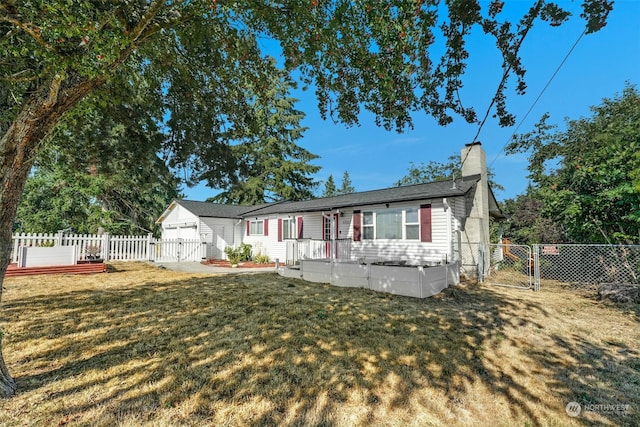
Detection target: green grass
<box><xmin>1</xmin><ymin>262</ymin><xmax>638</xmax><ymax>426</ymax></box>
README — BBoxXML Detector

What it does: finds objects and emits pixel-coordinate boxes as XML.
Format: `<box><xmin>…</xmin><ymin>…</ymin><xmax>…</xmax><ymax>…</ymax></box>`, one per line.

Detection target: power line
<box><xmin>487</xmin><ymin>29</ymin><xmax>586</xmax><ymax>168</ymax></box>
<box><xmin>460</xmin><ymin>0</ymin><xmax>547</xmax><ymax>172</ymax></box>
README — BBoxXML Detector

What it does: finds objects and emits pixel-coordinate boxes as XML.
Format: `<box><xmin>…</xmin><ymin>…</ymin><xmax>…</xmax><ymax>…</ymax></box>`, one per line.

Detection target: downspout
<box><xmin>333</xmin><ymin>210</ymin><xmax>340</xmax><ymax>259</ymax></box>
<box><xmin>443</xmin><ymin>198</ymin><xmax>452</xmax><ymax>263</ymax></box>
<box><xmin>234</xmin><ymin>219</ymin><xmax>243</xmax><ymax>247</ymax></box>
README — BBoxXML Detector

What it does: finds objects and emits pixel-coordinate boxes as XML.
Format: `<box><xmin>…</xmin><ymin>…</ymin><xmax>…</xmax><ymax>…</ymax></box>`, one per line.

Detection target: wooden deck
<box><xmin>5</xmin><ymin>262</ymin><xmax>107</xmax><ymax>277</ymax></box>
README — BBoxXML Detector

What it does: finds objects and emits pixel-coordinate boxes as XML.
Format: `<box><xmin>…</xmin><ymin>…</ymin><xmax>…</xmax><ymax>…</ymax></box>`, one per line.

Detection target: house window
<box><xmin>376</xmin><ymin>209</ymin><xmax>402</xmax><ymax>239</ymax></box>
<box><xmin>362</xmin><ymin>207</ymin><xmax>422</xmax><ymax>240</ymax></box>
<box><xmin>282</xmin><ymin>218</ymin><xmax>295</xmax><ymax>239</ymax></box>
<box><xmin>362</xmin><ymin>212</ymin><xmax>374</xmax><ymax>240</ymax></box>
<box><xmin>405</xmin><ymin>208</ymin><xmax>419</xmax><ymax>240</ymax></box>
<box><xmin>250</xmin><ymin>220</ymin><xmax>264</xmax><ymax>235</ymax></box>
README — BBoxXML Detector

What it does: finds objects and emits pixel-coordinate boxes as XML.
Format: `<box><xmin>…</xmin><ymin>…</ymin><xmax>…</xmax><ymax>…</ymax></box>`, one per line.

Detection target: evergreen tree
<box><xmin>208</xmin><ymin>72</ymin><xmax>320</xmax><ymax>204</ymax></box>
<box><xmin>0</xmin><ymin>0</ymin><xmax>614</xmax><ymax>398</ymax></box>
<box><xmin>338</xmin><ymin>171</ymin><xmax>355</xmax><ymax>195</ymax></box>
<box><xmin>17</xmin><ymin>88</ymin><xmax>180</xmax><ymax>235</ymax></box>
<box><xmin>322</xmin><ymin>175</ymin><xmax>338</xmax><ymax>198</ymax></box>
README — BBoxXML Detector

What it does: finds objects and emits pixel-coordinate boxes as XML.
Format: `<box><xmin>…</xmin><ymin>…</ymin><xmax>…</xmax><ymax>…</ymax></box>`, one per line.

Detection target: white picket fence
<box><xmin>11</xmin><ymin>232</ymin><xmax>206</xmax><ymax>263</ymax></box>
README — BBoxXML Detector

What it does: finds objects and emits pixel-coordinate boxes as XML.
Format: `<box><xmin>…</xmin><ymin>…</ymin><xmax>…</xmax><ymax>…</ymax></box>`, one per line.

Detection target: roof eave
<box><xmin>156</xmin><ymin>200</ymin><xmax>178</xmax><ymax>224</ymax></box>
<box><xmin>241</xmin><ymin>187</ymin><xmax>471</xmax><ymax>217</ymax></box>
<box><xmin>487</xmin><ymin>185</ymin><xmax>507</xmax><ymax>220</ymax></box>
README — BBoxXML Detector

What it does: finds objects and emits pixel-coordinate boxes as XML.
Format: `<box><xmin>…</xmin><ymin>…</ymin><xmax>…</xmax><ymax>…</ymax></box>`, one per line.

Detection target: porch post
<box><xmin>332</xmin><ymin>211</ymin><xmax>336</xmax><ymax>259</ymax></box>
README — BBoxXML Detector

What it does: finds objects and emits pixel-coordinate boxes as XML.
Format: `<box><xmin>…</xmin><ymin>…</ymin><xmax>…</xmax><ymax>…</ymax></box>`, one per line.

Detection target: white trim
<box><xmin>163</xmin><ymin>221</ymin><xmax>198</xmax><ymax>229</ymax></box>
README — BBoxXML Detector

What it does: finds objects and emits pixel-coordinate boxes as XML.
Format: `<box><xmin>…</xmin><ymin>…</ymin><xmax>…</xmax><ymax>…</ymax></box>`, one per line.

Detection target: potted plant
<box><xmin>85</xmin><ymin>244</ymin><xmax>103</xmax><ymax>262</ymax></box>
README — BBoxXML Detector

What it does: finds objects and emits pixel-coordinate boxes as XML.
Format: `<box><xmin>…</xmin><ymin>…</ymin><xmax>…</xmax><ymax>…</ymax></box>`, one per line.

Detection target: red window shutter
<box><xmin>278</xmin><ymin>219</ymin><xmax>283</xmax><ymax>242</ymax></box>
<box><xmin>264</xmin><ymin>219</ymin><xmax>269</xmax><ymax>236</ymax></box>
<box><xmin>420</xmin><ymin>204</ymin><xmax>432</xmax><ymax>242</ymax></box>
<box><xmin>297</xmin><ymin>216</ymin><xmax>304</xmax><ymax>239</ymax></box>
<box><xmin>246</xmin><ymin>220</ymin><xmax>250</xmax><ymax>236</ymax></box>
<box><xmin>353</xmin><ymin>211</ymin><xmax>362</xmax><ymax>241</ymax></box>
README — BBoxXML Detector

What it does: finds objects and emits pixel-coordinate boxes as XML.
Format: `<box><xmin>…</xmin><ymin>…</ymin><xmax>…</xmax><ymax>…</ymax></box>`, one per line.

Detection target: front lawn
<box><xmin>1</xmin><ymin>262</ymin><xmax>638</xmax><ymax>426</ymax></box>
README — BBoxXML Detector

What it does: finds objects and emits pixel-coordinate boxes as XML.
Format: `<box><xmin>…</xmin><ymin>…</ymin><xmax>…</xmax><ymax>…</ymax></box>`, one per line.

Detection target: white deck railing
<box><xmin>285</xmin><ymin>239</ymin><xmax>352</xmax><ymax>265</ymax></box>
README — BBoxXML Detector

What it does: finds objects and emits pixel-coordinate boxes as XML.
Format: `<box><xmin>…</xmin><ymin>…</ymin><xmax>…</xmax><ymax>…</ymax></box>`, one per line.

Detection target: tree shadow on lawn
<box><xmin>3</xmin><ymin>273</ymin><xmax>634</xmax><ymax>425</ymax></box>
<box><xmin>529</xmin><ymin>332</ymin><xmax>640</xmax><ymax>426</ymax></box>
<box><xmin>526</xmin><ymin>286</ymin><xmax>640</xmax><ymax>426</ymax></box>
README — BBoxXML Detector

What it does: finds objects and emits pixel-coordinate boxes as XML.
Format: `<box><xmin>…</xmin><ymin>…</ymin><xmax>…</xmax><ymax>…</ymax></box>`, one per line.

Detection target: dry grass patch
<box><xmin>1</xmin><ymin>262</ymin><xmax>638</xmax><ymax>426</ymax></box>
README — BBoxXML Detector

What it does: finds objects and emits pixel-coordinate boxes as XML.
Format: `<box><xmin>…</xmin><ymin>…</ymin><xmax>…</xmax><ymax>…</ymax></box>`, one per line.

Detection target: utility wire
<box><xmin>487</xmin><ymin>29</ymin><xmax>586</xmax><ymax>168</ymax></box>
<box><xmin>460</xmin><ymin>0</ymin><xmax>545</xmax><ymax>171</ymax></box>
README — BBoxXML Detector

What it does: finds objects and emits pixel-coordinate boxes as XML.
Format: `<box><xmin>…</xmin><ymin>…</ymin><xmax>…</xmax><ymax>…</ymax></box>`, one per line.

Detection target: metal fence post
<box><xmin>477</xmin><ymin>243</ymin><xmax>484</xmax><ymax>283</ymax></box>
<box><xmin>533</xmin><ymin>244</ymin><xmax>541</xmax><ymax>291</ymax></box>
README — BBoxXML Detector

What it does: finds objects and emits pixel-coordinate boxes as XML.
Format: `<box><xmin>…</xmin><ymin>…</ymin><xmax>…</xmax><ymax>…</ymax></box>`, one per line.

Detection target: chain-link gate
<box><xmin>533</xmin><ymin>244</ymin><xmax>640</xmax><ymax>291</ymax></box>
<box><xmin>486</xmin><ymin>243</ymin><xmax>533</xmax><ymax>289</ymax></box>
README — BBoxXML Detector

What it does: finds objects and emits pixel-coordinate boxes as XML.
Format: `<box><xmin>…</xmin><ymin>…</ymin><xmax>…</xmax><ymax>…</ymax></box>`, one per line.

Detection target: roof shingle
<box><xmin>170</xmin><ymin>176</ymin><xmax>479</xmax><ymax>220</ymax></box>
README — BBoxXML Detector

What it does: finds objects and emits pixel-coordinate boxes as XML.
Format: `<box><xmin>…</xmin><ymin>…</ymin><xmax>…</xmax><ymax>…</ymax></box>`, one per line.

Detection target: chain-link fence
<box><xmin>455</xmin><ymin>239</ymin><xmax>488</xmax><ymax>281</ymax></box>
<box><xmin>487</xmin><ymin>243</ymin><xmax>532</xmax><ymax>289</ymax></box>
<box><xmin>533</xmin><ymin>244</ymin><xmax>640</xmax><ymax>291</ymax></box>
<box><xmin>426</xmin><ymin>235</ymin><xmax>640</xmax><ymax>293</ymax></box>
<box><xmin>458</xmin><ymin>242</ymin><xmax>639</xmax><ymax>292</ymax></box>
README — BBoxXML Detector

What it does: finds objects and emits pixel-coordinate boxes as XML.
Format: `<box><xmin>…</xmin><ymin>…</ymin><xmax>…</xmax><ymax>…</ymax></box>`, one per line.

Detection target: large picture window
<box><xmin>376</xmin><ymin>209</ymin><xmax>402</xmax><ymax>239</ymax></box>
<box><xmin>361</xmin><ymin>207</ymin><xmax>421</xmax><ymax>240</ymax></box>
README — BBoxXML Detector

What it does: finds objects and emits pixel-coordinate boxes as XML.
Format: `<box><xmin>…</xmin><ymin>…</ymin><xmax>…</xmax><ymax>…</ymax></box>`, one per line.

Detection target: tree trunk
<box><xmin>0</xmin><ymin>75</ymin><xmax>104</xmax><ymax>397</ymax></box>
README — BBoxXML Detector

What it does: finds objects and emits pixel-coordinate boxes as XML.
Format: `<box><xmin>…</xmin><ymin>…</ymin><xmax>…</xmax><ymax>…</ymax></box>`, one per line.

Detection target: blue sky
<box><xmin>184</xmin><ymin>1</ymin><xmax>640</xmax><ymax>202</ymax></box>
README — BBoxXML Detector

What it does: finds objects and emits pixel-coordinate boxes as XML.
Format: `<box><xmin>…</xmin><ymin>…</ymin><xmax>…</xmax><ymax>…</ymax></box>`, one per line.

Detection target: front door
<box><xmin>323</xmin><ymin>214</ymin><xmax>339</xmax><ymax>258</ymax></box>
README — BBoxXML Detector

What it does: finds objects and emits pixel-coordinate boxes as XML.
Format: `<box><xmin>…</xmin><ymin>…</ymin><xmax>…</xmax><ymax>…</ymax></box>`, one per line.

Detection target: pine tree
<box><xmin>338</xmin><ymin>171</ymin><xmax>355</xmax><ymax>195</ymax></box>
<box><xmin>17</xmin><ymin>89</ymin><xmax>180</xmax><ymax>235</ymax></box>
<box><xmin>207</xmin><ymin>71</ymin><xmax>320</xmax><ymax>204</ymax></box>
<box><xmin>322</xmin><ymin>175</ymin><xmax>338</xmax><ymax>197</ymax></box>
<box><xmin>0</xmin><ymin>0</ymin><xmax>614</xmax><ymax>398</ymax></box>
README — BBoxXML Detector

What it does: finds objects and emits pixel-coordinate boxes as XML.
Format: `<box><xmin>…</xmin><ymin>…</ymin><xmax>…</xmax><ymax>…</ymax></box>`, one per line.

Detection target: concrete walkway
<box><xmin>152</xmin><ymin>261</ymin><xmax>277</xmax><ymax>275</ymax></box>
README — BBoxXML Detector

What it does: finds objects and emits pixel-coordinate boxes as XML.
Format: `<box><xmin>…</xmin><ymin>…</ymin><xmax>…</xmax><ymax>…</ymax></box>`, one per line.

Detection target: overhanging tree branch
<box><xmin>0</xmin><ymin>16</ymin><xmax>55</xmax><ymax>52</ymax></box>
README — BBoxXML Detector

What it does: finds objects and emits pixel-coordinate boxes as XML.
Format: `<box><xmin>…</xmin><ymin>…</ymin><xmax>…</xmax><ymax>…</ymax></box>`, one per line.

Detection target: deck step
<box><xmin>5</xmin><ymin>263</ymin><xmax>107</xmax><ymax>277</ymax></box>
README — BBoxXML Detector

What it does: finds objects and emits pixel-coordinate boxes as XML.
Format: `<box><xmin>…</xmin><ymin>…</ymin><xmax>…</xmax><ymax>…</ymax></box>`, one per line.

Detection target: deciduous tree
<box><xmin>394</xmin><ymin>154</ymin><xmax>503</xmax><ymax>191</ymax></box>
<box><xmin>499</xmin><ymin>188</ymin><xmax>566</xmax><ymax>245</ymax></box>
<box><xmin>506</xmin><ymin>85</ymin><xmax>640</xmax><ymax>244</ymax></box>
<box><xmin>0</xmin><ymin>0</ymin><xmax>612</xmax><ymax>397</ymax></box>
<box><xmin>16</xmin><ymin>83</ymin><xmax>179</xmax><ymax>235</ymax></box>
<box><xmin>394</xmin><ymin>155</ymin><xmax>461</xmax><ymax>186</ymax></box>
